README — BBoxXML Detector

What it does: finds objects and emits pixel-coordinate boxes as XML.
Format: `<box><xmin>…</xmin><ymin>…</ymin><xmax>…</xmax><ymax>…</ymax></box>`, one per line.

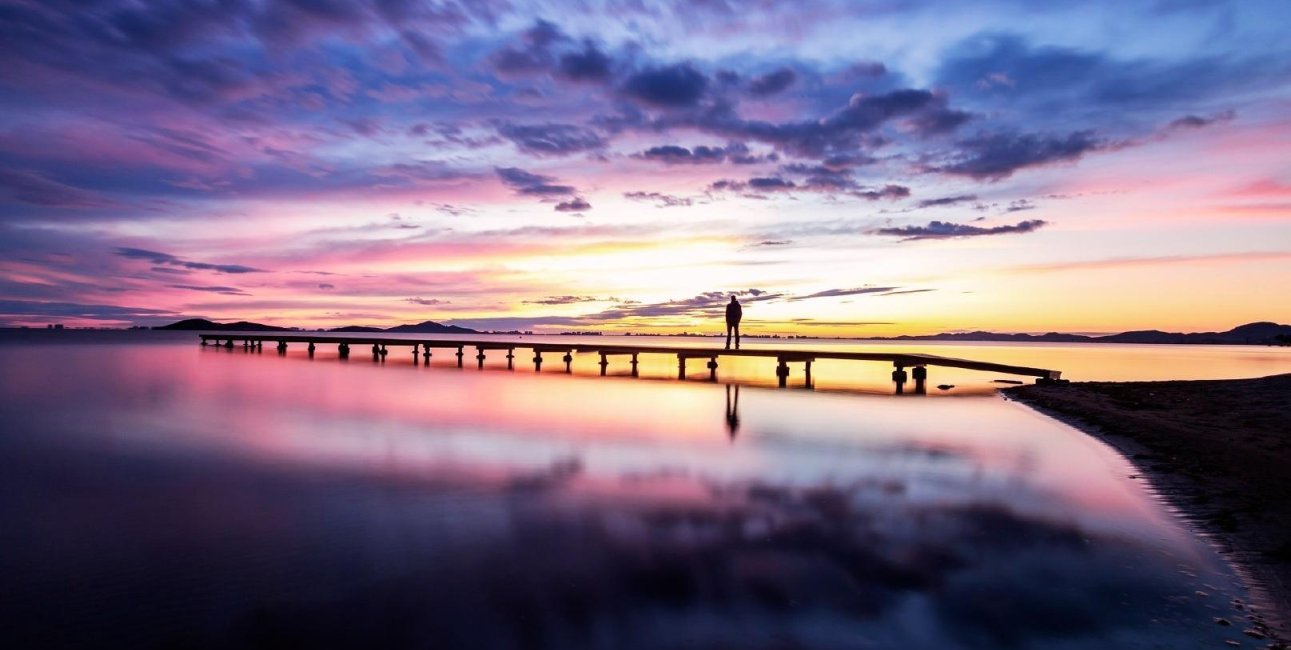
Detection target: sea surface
<box><xmin>3</xmin><ymin>330</ymin><xmax>1290</xmax><ymax>649</ymax></box>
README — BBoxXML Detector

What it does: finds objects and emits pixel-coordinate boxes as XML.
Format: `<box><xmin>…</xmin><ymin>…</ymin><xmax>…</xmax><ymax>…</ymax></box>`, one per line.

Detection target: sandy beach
<box><xmin>1008</xmin><ymin>374</ymin><xmax>1291</xmax><ymax>645</ymax></box>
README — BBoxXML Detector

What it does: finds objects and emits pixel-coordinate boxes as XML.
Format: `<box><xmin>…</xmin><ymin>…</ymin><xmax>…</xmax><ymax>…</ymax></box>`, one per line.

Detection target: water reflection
<box><xmin>725</xmin><ymin>384</ymin><xmax>740</xmax><ymax>440</ymax></box>
<box><xmin>0</xmin><ymin>334</ymin><xmax>1273</xmax><ymax>648</ymax></box>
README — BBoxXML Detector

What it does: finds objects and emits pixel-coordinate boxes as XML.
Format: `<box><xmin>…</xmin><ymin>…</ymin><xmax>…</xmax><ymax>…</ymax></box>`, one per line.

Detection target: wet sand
<box><xmin>1007</xmin><ymin>374</ymin><xmax>1291</xmax><ymax>645</ymax></box>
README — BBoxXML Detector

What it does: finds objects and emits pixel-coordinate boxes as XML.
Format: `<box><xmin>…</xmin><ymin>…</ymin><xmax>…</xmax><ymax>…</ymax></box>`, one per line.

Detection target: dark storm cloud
<box><xmin>621</xmin><ymin>63</ymin><xmax>709</xmax><ymax>108</ymax></box>
<box><xmin>494</xmin><ymin>167</ymin><xmax>576</xmax><ymax>196</ymax></box>
<box><xmin>748</xmin><ymin>68</ymin><xmax>797</xmax><ymax>96</ymax></box>
<box><xmin>937</xmin><ymin>131</ymin><xmax>1105</xmax><ymax>180</ymax></box>
<box><xmin>873</xmin><ymin>219</ymin><xmax>1048</xmax><ymax>241</ymax></box>
<box><xmin>496</xmin><ymin>123</ymin><xmax>607</xmax><ymax>157</ymax></box>
<box><xmin>113</xmin><ymin>247</ymin><xmax>265</xmax><ymax>274</ymax></box>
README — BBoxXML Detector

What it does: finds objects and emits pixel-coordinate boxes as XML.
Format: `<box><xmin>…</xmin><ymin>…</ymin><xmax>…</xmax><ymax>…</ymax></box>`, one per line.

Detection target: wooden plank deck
<box><xmin>198</xmin><ymin>333</ymin><xmax>1064</xmax><ymax>388</ymax></box>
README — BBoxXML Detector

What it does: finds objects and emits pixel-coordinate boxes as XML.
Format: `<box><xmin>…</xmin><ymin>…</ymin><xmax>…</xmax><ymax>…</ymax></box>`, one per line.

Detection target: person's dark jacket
<box><xmin>725</xmin><ymin>300</ymin><xmax>742</xmax><ymax>325</ymax></box>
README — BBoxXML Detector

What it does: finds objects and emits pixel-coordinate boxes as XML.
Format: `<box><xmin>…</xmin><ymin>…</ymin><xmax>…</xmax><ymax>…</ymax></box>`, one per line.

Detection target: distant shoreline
<box><xmin>5</xmin><ymin>320</ymin><xmax>1290</xmax><ymax>347</ymax></box>
<box><xmin>1006</xmin><ymin>375</ymin><xmax>1291</xmax><ymax>643</ymax></box>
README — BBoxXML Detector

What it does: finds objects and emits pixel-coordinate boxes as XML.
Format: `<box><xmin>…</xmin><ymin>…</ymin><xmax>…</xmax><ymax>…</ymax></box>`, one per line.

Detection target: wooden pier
<box><xmin>199</xmin><ymin>334</ymin><xmax>1064</xmax><ymax>391</ymax></box>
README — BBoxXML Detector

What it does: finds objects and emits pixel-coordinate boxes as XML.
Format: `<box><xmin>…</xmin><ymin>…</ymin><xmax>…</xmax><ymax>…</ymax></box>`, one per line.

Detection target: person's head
<box><xmin>730</xmin><ymin>295</ymin><xmax>738</xmax><ymax>303</ymax></box>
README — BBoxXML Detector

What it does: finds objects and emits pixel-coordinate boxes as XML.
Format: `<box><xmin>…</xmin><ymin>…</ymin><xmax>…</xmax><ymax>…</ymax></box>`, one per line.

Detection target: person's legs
<box><xmin>734</xmin><ymin>324</ymin><xmax>740</xmax><ymax>349</ymax></box>
<box><xmin>725</xmin><ymin>323</ymin><xmax>732</xmax><ymax>349</ymax></box>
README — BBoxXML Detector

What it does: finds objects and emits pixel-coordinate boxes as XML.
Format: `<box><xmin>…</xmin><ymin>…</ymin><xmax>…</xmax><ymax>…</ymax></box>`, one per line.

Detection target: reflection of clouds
<box><xmin>160</xmin><ymin>475</ymin><xmax>1239</xmax><ymax>649</ymax></box>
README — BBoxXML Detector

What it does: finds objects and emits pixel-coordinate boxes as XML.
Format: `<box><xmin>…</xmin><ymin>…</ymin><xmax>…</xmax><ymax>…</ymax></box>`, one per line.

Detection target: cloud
<box><xmin>558</xmin><ymin>42</ymin><xmax>614</xmax><ymax>82</ymax></box>
<box><xmin>0</xmin><ymin>299</ymin><xmax>179</xmax><ymax>323</ymax></box>
<box><xmin>633</xmin><ymin>144</ymin><xmax>727</xmax><ymax>165</ymax></box>
<box><xmin>406</xmin><ymin>297</ymin><xmax>449</xmax><ymax>305</ymax></box>
<box><xmin>318</xmin><ymin>283</ymin><xmax>335</xmax><ymax>290</ymax></box>
<box><xmin>938</xmin><ymin>131</ymin><xmax>1105</xmax><ymax>180</ymax></box>
<box><xmin>0</xmin><ymin>168</ymin><xmax>117</xmax><ymax>208</ymax></box>
<box><xmin>1166</xmin><ymin>110</ymin><xmax>1235</xmax><ymax>131</ymax></box>
<box><xmin>748</xmin><ymin>68</ymin><xmax>797</xmax><ymax>96</ymax></box>
<box><xmin>167</xmin><ymin>284</ymin><xmax>250</xmax><ymax>296</ymax></box>
<box><xmin>554</xmin><ymin>197</ymin><xmax>591</xmax><ymax>212</ymax></box>
<box><xmin>621</xmin><ymin>63</ymin><xmax>709</xmax><ymax>108</ymax></box>
<box><xmin>495</xmin><ymin>167</ymin><xmax>577</xmax><ymax>196</ymax></box>
<box><xmin>525</xmin><ymin>295</ymin><xmax>603</xmax><ymax>305</ymax></box>
<box><xmin>917</xmin><ymin>194</ymin><xmax>978</xmax><ymax>208</ymax></box>
<box><xmin>622</xmin><ymin>191</ymin><xmax>693</xmax><ymax>207</ymax></box>
<box><xmin>788</xmin><ymin>286</ymin><xmax>906</xmax><ymax>301</ymax></box>
<box><xmin>873</xmin><ymin>219</ymin><xmax>1048</xmax><ymax>241</ymax></box>
<box><xmin>497</xmin><ymin>123</ymin><xmax>606</xmax><ymax>157</ymax></box>
<box><xmin>856</xmin><ymin>184</ymin><xmax>911</xmax><ymax>201</ymax></box>
<box><xmin>114</xmin><ymin>247</ymin><xmax>264</xmax><ymax>274</ymax></box>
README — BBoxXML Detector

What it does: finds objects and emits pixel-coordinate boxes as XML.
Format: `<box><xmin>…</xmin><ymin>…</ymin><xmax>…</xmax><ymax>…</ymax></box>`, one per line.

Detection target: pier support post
<box><xmin>380</xmin><ymin>344</ymin><xmax>388</xmax><ymax>358</ymax></box>
<box><xmin>339</xmin><ymin>343</ymin><xmax>350</xmax><ymax>359</ymax></box>
<box><xmin>599</xmin><ymin>352</ymin><xmax>609</xmax><ymax>376</ymax></box>
<box><xmin>506</xmin><ymin>348</ymin><xmax>514</xmax><ymax>370</ymax></box>
<box><xmin>456</xmin><ymin>346</ymin><xmax>464</xmax><ymax>368</ymax></box>
<box><xmin>277</xmin><ymin>341</ymin><xmax>287</xmax><ymax>355</ymax></box>
<box><xmin>533</xmin><ymin>351</ymin><xmax>543</xmax><ymax>371</ymax></box>
<box><xmin>776</xmin><ymin>358</ymin><xmax>789</xmax><ymax>388</ymax></box>
<box><xmin>805</xmin><ymin>360</ymin><xmax>813</xmax><ymax>389</ymax></box>
<box><xmin>224</xmin><ymin>339</ymin><xmax>233</xmax><ymax>349</ymax></box>
<box><xmin>371</xmin><ymin>344</ymin><xmax>380</xmax><ymax>357</ymax></box>
<box><xmin>631</xmin><ymin>353</ymin><xmax>639</xmax><ymax>377</ymax></box>
<box><xmin>892</xmin><ymin>364</ymin><xmax>908</xmax><ymax>395</ymax></box>
<box><xmin>423</xmin><ymin>344</ymin><xmax>431</xmax><ymax>361</ymax></box>
<box><xmin>411</xmin><ymin>344</ymin><xmax>419</xmax><ymax>363</ymax></box>
<box><xmin>476</xmin><ymin>347</ymin><xmax>487</xmax><ymax>369</ymax></box>
<box><xmin>707</xmin><ymin>357</ymin><xmax>718</xmax><ymax>382</ymax></box>
<box><xmin>912</xmin><ymin>365</ymin><xmax>927</xmax><ymax>394</ymax></box>
<box><xmin>256</xmin><ymin>341</ymin><xmax>262</xmax><ymax>351</ymax></box>
<box><xmin>677</xmin><ymin>355</ymin><xmax>686</xmax><ymax>380</ymax></box>
<box><xmin>307</xmin><ymin>342</ymin><xmax>316</xmax><ymax>357</ymax></box>
<box><xmin>563</xmin><ymin>353</ymin><xmax>573</xmax><ymax>373</ymax></box>
<box><xmin>201</xmin><ymin>338</ymin><xmax>208</xmax><ymax>346</ymax></box>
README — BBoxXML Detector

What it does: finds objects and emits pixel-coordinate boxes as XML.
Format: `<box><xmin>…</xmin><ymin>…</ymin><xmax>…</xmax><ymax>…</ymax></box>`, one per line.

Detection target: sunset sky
<box><xmin>1</xmin><ymin>0</ymin><xmax>1288</xmax><ymax>335</ymax></box>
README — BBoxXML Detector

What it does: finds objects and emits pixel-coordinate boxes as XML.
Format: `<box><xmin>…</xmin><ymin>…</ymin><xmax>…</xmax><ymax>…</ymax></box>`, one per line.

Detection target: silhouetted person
<box><xmin>724</xmin><ymin>296</ymin><xmax>742</xmax><ymax>350</ymax></box>
<box><xmin>725</xmin><ymin>384</ymin><xmax>740</xmax><ymax>440</ymax></box>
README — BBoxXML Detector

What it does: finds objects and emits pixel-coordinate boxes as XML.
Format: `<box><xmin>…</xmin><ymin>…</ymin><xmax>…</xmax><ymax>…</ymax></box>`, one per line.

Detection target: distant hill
<box><xmin>877</xmin><ymin>322</ymin><xmax>1291</xmax><ymax>345</ymax></box>
<box><xmin>329</xmin><ymin>325</ymin><xmax>384</xmax><ymax>332</ymax></box>
<box><xmin>156</xmin><ymin>318</ymin><xmax>289</xmax><ymax>332</ymax></box>
<box><xmin>383</xmin><ymin>320</ymin><xmax>477</xmax><ymax>334</ymax></box>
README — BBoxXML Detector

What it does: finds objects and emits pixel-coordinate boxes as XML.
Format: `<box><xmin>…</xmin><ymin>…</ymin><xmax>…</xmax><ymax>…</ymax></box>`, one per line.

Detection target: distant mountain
<box><xmin>329</xmin><ymin>325</ymin><xmax>384</xmax><ymax>332</ymax></box>
<box><xmin>876</xmin><ymin>322</ymin><xmax>1291</xmax><ymax>346</ymax></box>
<box><xmin>383</xmin><ymin>320</ymin><xmax>477</xmax><ymax>334</ymax></box>
<box><xmin>156</xmin><ymin>318</ymin><xmax>289</xmax><ymax>332</ymax></box>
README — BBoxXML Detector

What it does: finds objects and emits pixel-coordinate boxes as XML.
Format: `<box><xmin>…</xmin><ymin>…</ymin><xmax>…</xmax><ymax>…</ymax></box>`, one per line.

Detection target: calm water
<box><xmin>3</xmin><ymin>331</ymin><xmax>1289</xmax><ymax>649</ymax></box>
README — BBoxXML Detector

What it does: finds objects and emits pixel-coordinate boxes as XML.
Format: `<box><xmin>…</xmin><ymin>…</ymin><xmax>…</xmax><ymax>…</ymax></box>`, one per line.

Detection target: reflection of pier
<box><xmin>199</xmin><ymin>334</ymin><xmax>1065</xmax><ymax>390</ymax></box>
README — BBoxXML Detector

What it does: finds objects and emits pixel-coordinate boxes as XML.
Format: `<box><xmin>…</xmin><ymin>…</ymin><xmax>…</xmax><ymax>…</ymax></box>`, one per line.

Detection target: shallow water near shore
<box><xmin>3</xmin><ymin>331</ymin><xmax>1290</xmax><ymax>648</ymax></box>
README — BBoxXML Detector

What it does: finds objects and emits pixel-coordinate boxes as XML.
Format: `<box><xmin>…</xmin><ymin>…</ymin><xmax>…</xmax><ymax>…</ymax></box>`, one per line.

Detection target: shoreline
<box><xmin>1006</xmin><ymin>375</ymin><xmax>1291</xmax><ymax>645</ymax></box>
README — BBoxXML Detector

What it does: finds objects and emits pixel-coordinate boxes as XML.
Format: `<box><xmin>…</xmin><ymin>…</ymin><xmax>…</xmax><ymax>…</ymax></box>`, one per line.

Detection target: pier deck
<box><xmin>199</xmin><ymin>333</ymin><xmax>1064</xmax><ymax>390</ymax></box>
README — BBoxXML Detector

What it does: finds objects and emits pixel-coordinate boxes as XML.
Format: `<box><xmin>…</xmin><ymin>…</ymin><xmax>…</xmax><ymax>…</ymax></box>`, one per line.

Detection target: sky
<box><xmin>1</xmin><ymin>0</ymin><xmax>1289</xmax><ymax>335</ymax></box>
